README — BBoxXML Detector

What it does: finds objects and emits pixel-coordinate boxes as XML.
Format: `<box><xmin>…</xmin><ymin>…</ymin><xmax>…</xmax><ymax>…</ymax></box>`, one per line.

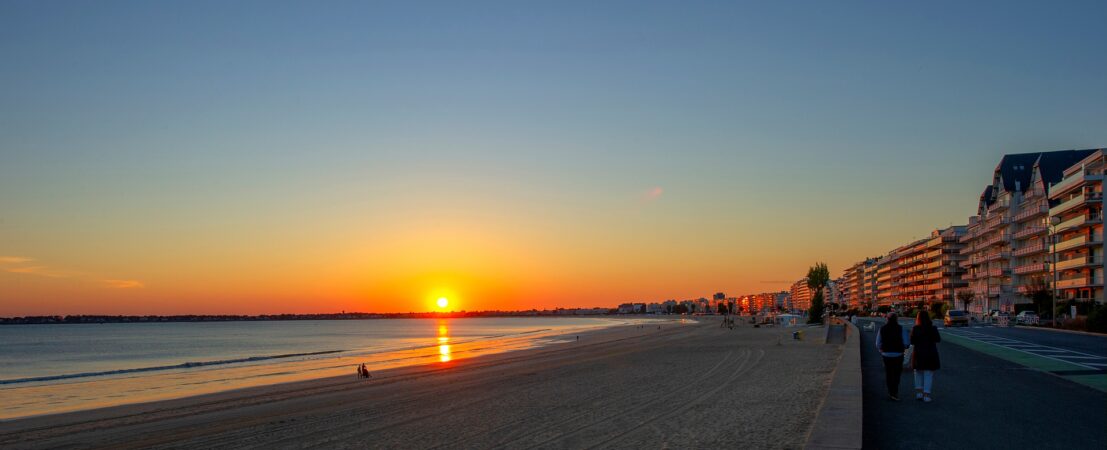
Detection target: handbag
<box><xmin>902</xmin><ymin>346</ymin><xmax>914</xmax><ymax>369</ymax></box>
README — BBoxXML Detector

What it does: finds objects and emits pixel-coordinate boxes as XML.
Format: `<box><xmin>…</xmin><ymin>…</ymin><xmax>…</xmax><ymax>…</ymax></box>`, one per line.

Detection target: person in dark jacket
<box><xmin>876</xmin><ymin>312</ymin><xmax>910</xmax><ymax>401</ymax></box>
<box><xmin>910</xmin><ymin>311</ymin><xmax>941</xmax><ymax>402</ymax></box>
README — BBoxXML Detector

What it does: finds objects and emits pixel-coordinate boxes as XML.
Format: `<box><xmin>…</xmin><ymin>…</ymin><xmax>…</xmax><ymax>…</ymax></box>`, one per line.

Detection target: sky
<box><xmin>2</xmin><ymin>1</ymin><xmax>1106</xmax><ymax>315</ymax></box>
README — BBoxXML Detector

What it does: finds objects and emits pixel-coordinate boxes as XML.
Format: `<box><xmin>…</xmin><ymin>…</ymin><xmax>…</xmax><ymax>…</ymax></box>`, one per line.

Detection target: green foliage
<box><xmin>806</xmin><ymin>262</ymin><xmax>830</xmax><ymax>292</ymax></box>
<box><xmin>808</xmin><ymin>290</ymin><xmax>825</xmax><ymax>324</ymax></box>
<box><xmin>805</xmin><ymin>262</ymin><xmax>829</xmax><ymax>324</ymax></box>
<box><xmin>956</xmin><ymin>290</ymin><xmax>975</xmax><ymax>311</ymax></box>
<box><xmin>876</xmin><ymin>305</ymin><xmax>891</xmax><ymax>314</ymax></box>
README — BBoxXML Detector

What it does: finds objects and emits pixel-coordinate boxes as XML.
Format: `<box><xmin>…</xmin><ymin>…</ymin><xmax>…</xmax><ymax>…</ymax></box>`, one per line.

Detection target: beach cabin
<box><xmin>775</xmin><ymin>314</ymin><xmax>800</xmax><ymax>327</ymax></box>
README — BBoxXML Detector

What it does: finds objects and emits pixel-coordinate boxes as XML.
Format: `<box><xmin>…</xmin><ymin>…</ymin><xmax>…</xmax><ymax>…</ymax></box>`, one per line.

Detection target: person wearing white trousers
<box><xmin>909</xmin><ymin>312</ymin><xmax>941</xmax><ymax>402</ymax></box>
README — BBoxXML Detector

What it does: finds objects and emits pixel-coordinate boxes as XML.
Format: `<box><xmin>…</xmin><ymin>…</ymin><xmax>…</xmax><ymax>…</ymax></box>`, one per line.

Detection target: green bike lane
<box><xmin>939</xmin><ymin>327</ymin><xmax>1107</xmax><ymax>392</ymax></box>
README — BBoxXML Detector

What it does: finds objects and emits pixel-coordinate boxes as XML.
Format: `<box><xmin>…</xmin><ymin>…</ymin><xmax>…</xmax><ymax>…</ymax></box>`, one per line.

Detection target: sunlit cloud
<box><xmin>0</xmin><ymin>256</ymin><xmax>33</xmax><ymax>264</ymax></box>
<box><xmin>104</xmin><ymin>279</ymin><xmax>145</xmax><ymax>289</ymax></box>
<box><xmin>642</xmin><ymin>186</ymin><xmax>663</xmax><ymax>202</ymax></box>
<box><xmin>6</xmin><ymin>266</ymin><xmax>67</xmax><ymax>278</ymax></box>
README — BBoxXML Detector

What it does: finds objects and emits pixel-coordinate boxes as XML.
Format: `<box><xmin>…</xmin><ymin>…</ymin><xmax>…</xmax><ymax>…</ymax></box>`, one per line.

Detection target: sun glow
<box><xmin>436</xmin><ymin>297</ymin><xmax>449</xmax><ymax>309</ymax></box>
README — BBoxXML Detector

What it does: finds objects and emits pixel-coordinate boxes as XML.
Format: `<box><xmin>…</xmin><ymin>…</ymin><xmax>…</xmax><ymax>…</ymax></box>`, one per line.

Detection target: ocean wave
<box><xmin>0</xmin><ymin>350</ymin><xmax>345</xmax><ymax>385</ymax></box>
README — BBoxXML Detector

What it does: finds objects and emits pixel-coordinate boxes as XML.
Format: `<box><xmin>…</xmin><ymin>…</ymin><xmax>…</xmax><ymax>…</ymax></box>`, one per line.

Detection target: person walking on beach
<box><xmin>910</xmin><ymin>311</ymin><xmax>941</xmax><ymax>402</ymax></box>
<box><xmin>358</xmin><ymin>363</ymin><xmax>371</xmax><ymax>379</ymax></box>
<box><xmin>876</xmin><ymin>312</ymin><xmax>910</xmax><ymax>400</ymax></box>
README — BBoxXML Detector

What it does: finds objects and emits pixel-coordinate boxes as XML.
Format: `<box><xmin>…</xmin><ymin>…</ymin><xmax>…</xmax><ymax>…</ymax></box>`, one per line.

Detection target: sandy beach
<box><xmin>0</xmin><ymin>319</ymin><xmax>840</xmax><ymax>449</ymax></box>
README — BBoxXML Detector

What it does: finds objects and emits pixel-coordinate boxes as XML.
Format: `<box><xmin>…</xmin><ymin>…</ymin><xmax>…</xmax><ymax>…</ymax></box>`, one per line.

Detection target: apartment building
<box><xmin>875</xmin><ymin>255</ymin><xmax>894</xmax><ymax>306</ymax></box>
<box><xmin>789</xmin><ymin>278</ymin><xmax>812</xmax><ymax>313</ymax></box>
<box><xmin>840</xmin><ymin>262</ymin><xmax>864</xmax><ymax>309</ymax></box>
<box><xmin>863</xmin><ymin>257</ymin><xmax>882</xmax><ymax>308</ymax></box>
<box><xmin>1048</xmin><ymin>150</ymin><xmax>1105</xmax><ymax>303</ymax></box>
<box><xmin>962</xmin><ymin>150</ymin><xmax>1097</xmax><ymax>313</ymax></box>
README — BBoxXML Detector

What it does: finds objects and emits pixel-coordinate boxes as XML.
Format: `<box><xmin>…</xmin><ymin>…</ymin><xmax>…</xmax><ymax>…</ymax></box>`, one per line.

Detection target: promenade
<box><xmin>858</xmin><ymin>318</ymin><xmax>1106</xmax><ymax>449</ymax></box>
<box><xmin>0</xmin><ymin>320</ymin><xmax>838</xmax><ymax>449</ymax></box>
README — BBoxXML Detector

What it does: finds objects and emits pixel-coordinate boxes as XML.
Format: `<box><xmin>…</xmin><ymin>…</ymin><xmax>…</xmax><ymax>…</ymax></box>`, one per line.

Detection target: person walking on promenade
<box><xmin>876</xmin><ymin>312</ymin><xmax>910</xmax><ymax>401</ymax></box>
<box><xmin>910</xmin><ymin>311</ymin><xmax>941</xmax><ymax>402</ymax></box>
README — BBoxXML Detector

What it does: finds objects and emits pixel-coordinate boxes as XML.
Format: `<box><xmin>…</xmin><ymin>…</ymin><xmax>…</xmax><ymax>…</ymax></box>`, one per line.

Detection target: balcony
<box><xmin>984</xmin><ymin>215</ymin><xmax>1010</xmax><ymax>230</ymax></box>
<box><xmin>1054</xmin><ymin>213</ymin><xmax>1102</xmax><ymax>233</ymax></box>
<box><xmin>977</xmin><ymin>232</ymin><xmax>1010</xmax><ymax>248</ymax></box>
<box><xmin>1012</xmin><ymin>262</ymin><xmax>1048</xmax><ymax>275</ymax></box>
<box><xmin>1054</xmin><ymin>234</ymin><xmax>1103</xmax><ymax>252</ymax></box>
<box><xmin>1013</xmin><ymin>226</ymin><xmax>1046</xmax><ymax>240</ymax></box>
<box><xmin>988</xmin><ymin>199</ymin><xmax>1010</xmax><ymax>213</ymax></box>
<box><xmin>986</xmin><ymin>267</ymin><xmax>1009</xmax><ymax>277</ymax></box>
<box><xmin>1012</xmin><ymin>241</ymin><xmax>1047</xmax><ymax>257</ymax></box>
<box><xmin>1054</xmin><ymin>255</ymin><xmax>1101</xmax><ymax>271</ymax></box>
<box><xmin>1050</xmin><ymin>191</ymin><xmax>1104</xmax><ymax>217</ymax></box>
<box><xmin>1049</xmin><ymin>168</ymin><xmax>1105</xmax><ymax>198</ymax></box>
<box><xmin>959</xmin><ymin>259</ymin><xmax>974</xmax><ymax>268</ymax></box>
<box><xmin>1056</xmin><ymin>276</ymin><xmax>1104</xmax><ymax>289</ymax></box>
<box><xmin>1013</xmin><ymin>204</ymin><xmax>1048</xmax><ymax>222</ymax></box>
<box><xmin>958</xmin><ymin>231</ymin><xmax>976</xmax><ymax>243</ymax></box>
<box><xmin>979</xmin><ymin>251</ymin><xmax>1010</xmax><ymax>263</ymax></box>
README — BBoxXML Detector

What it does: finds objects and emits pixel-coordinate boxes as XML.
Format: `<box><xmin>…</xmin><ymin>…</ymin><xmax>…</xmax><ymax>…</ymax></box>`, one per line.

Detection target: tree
<box><xmin>956</xmin><ymin>290</ymin><xmax>975</xmax><ymax>313</ymax></box>
<box><xmin>717</xmin><ymin>302</ymin><xmax>728</xmax><ymax>315</ymax></box>
<box><xmin>1026</xmin><ymin>276</ymin><xmax>1053</xmax><ymax>317</ymax></box>
<box><xmin>806</xmin><ymin>262</ymin><xmax>830</xmax><ymax>324</ymax></box>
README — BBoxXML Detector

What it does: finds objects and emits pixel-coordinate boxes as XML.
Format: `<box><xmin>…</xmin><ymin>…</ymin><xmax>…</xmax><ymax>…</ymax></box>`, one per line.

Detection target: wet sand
<box><xmin>0</xmin><ymin>319</ymin><xmax>840</xmax><ymax>449</ymax></box>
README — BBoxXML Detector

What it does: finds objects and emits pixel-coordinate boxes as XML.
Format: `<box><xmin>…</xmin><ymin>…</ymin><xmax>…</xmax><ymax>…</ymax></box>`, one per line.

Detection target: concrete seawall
<box><xmin>805</xmin><ymin>319</ymin><xmax>862</xmax><ymax>449</ymax></box>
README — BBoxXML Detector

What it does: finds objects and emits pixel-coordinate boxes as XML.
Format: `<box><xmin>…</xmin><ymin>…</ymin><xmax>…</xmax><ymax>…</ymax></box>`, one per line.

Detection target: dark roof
<box><xmin>979</xmin><ymin>185</ymin><xmax>994</xmax><ymax>205</ymax></box>
<box><xmin>1036</xmin><ymin>149</ymin><xmax>1100</xmax><ymax>187</ymax></box>
<box><xmin>994</xmin><ymin>149</ymin><xmax>1101</xmax><ymax>194</ymax></box>
<box><xmin>995</xmin><ymin>152</ymin><xmax>1042</xmax><ymax>193</ymax></box>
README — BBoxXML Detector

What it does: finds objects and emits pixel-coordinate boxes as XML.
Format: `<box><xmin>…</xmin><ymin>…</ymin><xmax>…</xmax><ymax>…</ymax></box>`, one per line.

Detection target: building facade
<box><xmin>1048</xmin><ymin>150</ymin><xmax>1105</xmax><ymax>304</ymax></box>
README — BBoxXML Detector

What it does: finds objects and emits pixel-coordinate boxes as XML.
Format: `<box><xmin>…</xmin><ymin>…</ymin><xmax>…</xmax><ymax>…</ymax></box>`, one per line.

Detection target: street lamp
<box><xmin>1049</xmin><ymin>215</ymin><xmax>1061</xmax><ymax>327</ymax></box>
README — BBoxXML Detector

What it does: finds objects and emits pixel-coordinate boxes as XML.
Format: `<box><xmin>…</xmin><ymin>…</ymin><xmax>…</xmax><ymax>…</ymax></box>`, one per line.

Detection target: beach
<box><xmin>0</xmin><ymin>319</ymin><xmax>840</xmax><ymax>449</ymax></box>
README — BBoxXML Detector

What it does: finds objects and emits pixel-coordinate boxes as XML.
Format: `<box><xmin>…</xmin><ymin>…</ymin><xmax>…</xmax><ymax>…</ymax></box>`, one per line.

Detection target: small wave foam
<box><xmin>0</xmin><ymin>350</ymin><xmax>345</xmax><ymax>385</ymax></box>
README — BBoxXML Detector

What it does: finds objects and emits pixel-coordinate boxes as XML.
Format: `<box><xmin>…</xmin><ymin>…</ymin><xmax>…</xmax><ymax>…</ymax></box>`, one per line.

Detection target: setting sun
<box><xmin>436</xmin><ymin>297</ymin><xmax>449</xmax><ymax>309</ymax></box>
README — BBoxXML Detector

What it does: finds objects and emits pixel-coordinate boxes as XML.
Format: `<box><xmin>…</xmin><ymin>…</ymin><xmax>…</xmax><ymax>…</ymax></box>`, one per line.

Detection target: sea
<box><xmin>0</xmin><ymin>317</ymin><xmax>641</xmax><ymax>420</ymax></box>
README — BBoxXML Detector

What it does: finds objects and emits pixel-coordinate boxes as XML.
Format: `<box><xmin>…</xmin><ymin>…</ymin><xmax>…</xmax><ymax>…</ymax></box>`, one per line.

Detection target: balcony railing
<box><xmin>1012</xmin><ymin>262</ymin><xmax>1048</xmax><ymax>275</ymax></box>
<box><xmin>986</xmin><ymin>267</ymin><xmax>1009</xmax><ymax>277</ymax></box>
<box><xmin>1057</xmin><ymin>276</ymin><xmax>1105</xmax><ymax>289</ymax></box>
<box><xmin>1050</xmin><ymin>191</ymin><xmax>1103</xmax><ymax>217</ymax></box>
<box><xmin>1054</xmin><ymin>255</ymin><xmax>1101</xmax><ymax>271</ymax></box>
<box><xmin>1050</xmin><ymin>168</ymin><xmax>1105</xmax><ymax>198</ymax></box>
<box><xmin>1054</xmin><ymin>234</ymin><xmax>1103</xmax><ymax>252</ymax></box>
<box><xmin>1013</xmin><ymin>204</ymin><xmax>1048</xmax><ymax>222</ymax></box>
<box><xmin>984</xmin><ymin>215</ymin><xmax>1010</xmax><ymax>230</ymax></box>
<box><xmin>1013</xmin><ymin>226</ymin><xmax>1046</xmax><ymax>240</ymax></box>
<box><xmin>1012</xmin><ymin>241</ymin><xmax>1046</xmax><ymax>257</ymax></box>
<box><xmin>979</xmin><ymin>251</ymin><xmax>1010</xmax><ymax>263</ymax></box>
<box><xmin>977</xmin><ymin>232</ymin><xmax>1010</xmax><ymax>248</ymax></box>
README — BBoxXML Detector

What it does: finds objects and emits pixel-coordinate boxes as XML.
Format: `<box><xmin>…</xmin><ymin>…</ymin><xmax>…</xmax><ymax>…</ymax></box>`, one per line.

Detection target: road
<box><xmin>858</xmin><ymin>318</ymin><xmax>1106</xmax><ymax>449</ymax></box>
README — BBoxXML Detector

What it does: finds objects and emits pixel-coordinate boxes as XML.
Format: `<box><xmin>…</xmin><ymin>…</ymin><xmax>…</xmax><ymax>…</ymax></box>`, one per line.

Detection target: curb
<box><xmin>805</xmin><ymin>320</ymin><xmax>862</xmax><ymax>450</ymax></box>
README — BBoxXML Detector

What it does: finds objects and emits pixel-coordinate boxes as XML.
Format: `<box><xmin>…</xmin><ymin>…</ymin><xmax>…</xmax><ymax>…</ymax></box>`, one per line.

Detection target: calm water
<box><xmin>0</xmin><ymin>317</ymin><xmax>636</xmax><ymax>419</ymax></box>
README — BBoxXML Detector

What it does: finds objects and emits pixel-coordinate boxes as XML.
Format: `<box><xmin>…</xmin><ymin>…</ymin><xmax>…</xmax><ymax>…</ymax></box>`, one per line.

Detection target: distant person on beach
<box><xmin>358</xmin><ymin>363</ymin><xmax>370</xmax><ymax>379</ymax></box>
<box><xmin>910</xmin><ymin>311</ymin><xmax>941</xmax><ymax>402</ymax></box>
<box><xmin>876</xmin><ymin>312</ymin><xmax>910</xmax><ymax>401</ymax></box>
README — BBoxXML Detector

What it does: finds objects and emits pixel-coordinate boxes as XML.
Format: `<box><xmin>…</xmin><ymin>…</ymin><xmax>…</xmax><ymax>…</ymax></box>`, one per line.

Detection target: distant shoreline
<box><xmin>0</xmin><ymin>311</ymin><xmax>676</xmax><ymax>325</ymax></box>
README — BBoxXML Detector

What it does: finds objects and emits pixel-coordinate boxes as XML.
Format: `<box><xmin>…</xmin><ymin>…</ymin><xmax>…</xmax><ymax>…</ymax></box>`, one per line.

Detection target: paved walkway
<box><xmin>858</xmin><ymin>318</ymin><xmax>1106</xmax><ymax>449</ymax></box>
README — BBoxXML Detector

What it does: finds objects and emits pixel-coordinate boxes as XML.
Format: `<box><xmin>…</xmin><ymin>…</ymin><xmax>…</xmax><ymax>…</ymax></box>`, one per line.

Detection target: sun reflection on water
<box><xmin>437</xmin><ymin>321</ymin><xmax>451</xmax><ymax>362</ymax></box>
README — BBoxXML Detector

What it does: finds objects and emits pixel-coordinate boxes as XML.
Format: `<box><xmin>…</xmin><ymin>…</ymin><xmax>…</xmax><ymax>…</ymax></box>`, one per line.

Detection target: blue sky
<box><xmin>2</xmin><ymin>1</ymin><xmax>1106</xmax><ymax>313</ymax></box>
